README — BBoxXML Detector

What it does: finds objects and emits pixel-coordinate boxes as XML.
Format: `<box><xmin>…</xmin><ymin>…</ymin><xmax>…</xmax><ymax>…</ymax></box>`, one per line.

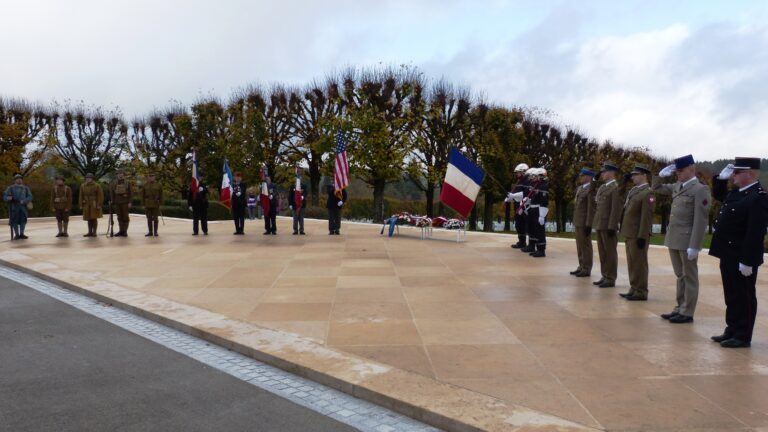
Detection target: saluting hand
<box><xmin>718</xmin><ymin>164</ymin><xmax>735</xmax><ymax>180</ymax></box>
<box><xmin>658</xmin><ymin>164</ymin><xmax>676</xmax><ymax>177</ymax></box>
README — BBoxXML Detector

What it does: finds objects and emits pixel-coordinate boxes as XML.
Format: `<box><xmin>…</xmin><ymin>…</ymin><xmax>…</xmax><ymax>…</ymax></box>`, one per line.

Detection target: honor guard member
<box><xmin>289</xmin><ymin>181</ymin><xmax>307</xmax><ymax>235</ymax></box>
<box><xmin>263</xmin><ymin>183</ymin><xmax>278</xmax><ymax>235</ymax></box>
<box><xmin>510</xmin><ymin>163</ymin><xmax>530</xmax><ymax>249</ymax></box>
<box><xmin>709</xmin><ymin>157</ymin><xmax>768</xmax><ymax>348</ymax></box>
<box><xmin>231</xmin><ymin>172</ymin><xmax>247</xmax><ymax>235</ymax></box>
<box><xmin>109</xmin><ymin>169</ymin><xmax>133</xmax><ymax>236</ymax></box>
<box><xmin>525</xmin><ymin>168</ymin><xmax>549</xmax><ymax>258</ymax></box>
<box><xmin>618</xmin><ymin>164</ymin><xmax>655</xmax><ymax>301</ymax></box>
<box><xmin>326</xmin><ymin>183</ymin><xmax>347</xmax><ymax>235</ymax></box>
<box><xmin>188</xmin><ymin>181</ymin><xmax>209</xmax><ymax>235</ymax></box>
<box><xmin>654</xmin><ymin>154</ymin><xmax>711</xmax><ymax>323</ymax></box>
<box><xmin>79</xmin><ymin>173</ymin><xmax>103</xmax><ymax>237</ymax></box>
<box><xmin>592</xmin><ymin>161</ymin><xmax>623</xmax><ymax>288</ymax></box>
<box><xmin>571</xmin><ymin>168</ymin><xmax>597</xmax><ymax>277</ymax></box>
<box><xmin>51</xmin><ymin>175</ymin><xmax>72</xmax><ymax>237</ymax></box>
<box><xmin>3</xmin><ymin>174</ymin><xmax>33</xmax><ymax>240</ymax></box>
<box><xmin>141</xmin><ymin>172</ymin><xmax>163</xmax><ymax>237</ymax></box>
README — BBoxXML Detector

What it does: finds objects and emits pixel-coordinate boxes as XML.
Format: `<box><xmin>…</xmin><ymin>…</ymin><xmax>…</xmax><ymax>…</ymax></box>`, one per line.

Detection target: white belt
<box><xmin>528</xmin><ymin>205</ymin><xmax>540</xmax><ymax>208</ymax></box>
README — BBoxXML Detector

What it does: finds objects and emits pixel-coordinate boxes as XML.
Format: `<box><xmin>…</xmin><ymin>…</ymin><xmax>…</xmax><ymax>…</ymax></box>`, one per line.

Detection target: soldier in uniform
<box><xmin>510</xmin><ymin>163</ymin><xmax>530</xmax><ymax>249</ymax></box>
<box><xmin>709</xmin><ymin>157</ymin><xmax>768</xmax><ymax>348</ymax></box>
<box><xmin>188</xmin><ymin>181</ymin><xmax>209</xmax><ymax>235</ymax></box>
<box><xmin>263</xmin><ymin>183</ymin><xmax>278</xmax><ymax>235</ymax></box>
<box><xmin>289</xmin><ymin>180</ymin><xmax>307</xmax><ymax>235</ymax></box>
<box><xmin>141</xmin><ymin>172</ymin><xmax>163</xmax><ymax>237</ymax></box>
<box><xmin>653</xmin><ymin>154</ymin><xmax>711</xmax><ymax>323</ymax></box>
<box><xmin>326</xmin><ymin>183</ymin><xmax>347</xmax><ymax>235</ymax></box>
<box><xmin>592</xmin><ymin>161</ymin><xmax>623</xmax><ymax>288</ymax></box>
<box><xmin>3</xmin><ymin>174</ymin><xmax>33</xmax><ymax>240</ymax></box>
<box><xmin>571</xmin><ymin>168</ymin><xmax>597</xmax><ymax>277</ymax></box>
<box><xmin>231</xmin><ymin>172</ymin><xmax>247</xmax><ymax>235</ymax></box>
<box><xmin>51</xmin><ymin>175</ymin><xmax>72</xmax><ymax>237</ymax></box>
<box><xmin>109</xmin><ymin>169</ymin><xmax>133</xmax><ymax>236</ymax></box>
<box><xmin>526</xmin><ymin>168</ymin><xmax>549</xmax><ymax>258</ymax></box>
<box><xmin>618</xmin><ymin>164</ymin><xmax>655</xmax><ymax>301</ymax></box>
<box><xmin>79</xmin><ymin>173</ymin><xmax>103</xmax><ymax>237</ymax></box>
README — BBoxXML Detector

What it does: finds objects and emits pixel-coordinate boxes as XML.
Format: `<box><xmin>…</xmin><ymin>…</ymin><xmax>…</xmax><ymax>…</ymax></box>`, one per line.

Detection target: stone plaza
<box><xmin>2</xmin><ymin>216</ymin><xmax>767</xmax><ymax>431</ymax></box>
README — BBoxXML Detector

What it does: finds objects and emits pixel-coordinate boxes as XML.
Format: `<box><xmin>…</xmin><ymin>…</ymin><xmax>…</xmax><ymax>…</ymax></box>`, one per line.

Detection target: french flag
<box><xmin>439</xmin><ymin>148</ymin><xmax>485</xmax><ymax>218</ymax></box>
<box><xmin>191</xmin><ymin>150</ymin><xmax>200</xmax><ymax>199</ymax></box>
<box><xmin>220</xmin><ymin>160</ymin><xmax>233</xmax><ymax>209</ymax></box>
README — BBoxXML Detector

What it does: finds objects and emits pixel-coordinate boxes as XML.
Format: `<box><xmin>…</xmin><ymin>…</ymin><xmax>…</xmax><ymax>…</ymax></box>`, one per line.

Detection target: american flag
<box><xmin>333</xmin><ymin>129</ymin><xmax>349</xmax><ymax>198</ymax></box>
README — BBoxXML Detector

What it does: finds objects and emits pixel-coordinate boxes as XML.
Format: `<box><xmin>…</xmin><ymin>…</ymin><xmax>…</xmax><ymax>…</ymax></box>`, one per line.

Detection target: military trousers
<box><xmin>596</xmin><ymin>230</ymin><xmax>618</xmax><ymax>283</ymax></box>
<box><xmin>719</xmin><ymin>257</ymin><xmax>759</xmax><ymax>343</ymax></box>
<box><xmin>575</xmin><ymin>226</ymin><xmax>593</xmax><ymax>274</ymax></box>
<box><xmin>625</xmin><ymin>238</ymin><xmax>649</xmax><ymax>297</ymax></box>
<box><xmin>669</xmin><ymin>248</ymin><xmax>700</xmax><ymax>316</ymax></box>
<box><xmin>514</xmin><ymin>211</ymin><xmax>527</xmax><ymax>244</ymax></box>
<box><xmin>115</xmin><ymin>203</ymin><xmax>130</xmax><ymax>232</ymax></box>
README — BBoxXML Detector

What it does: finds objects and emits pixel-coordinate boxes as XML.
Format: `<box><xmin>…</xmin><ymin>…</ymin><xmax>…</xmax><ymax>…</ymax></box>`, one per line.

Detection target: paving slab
<box><xmin>2</xmin><ymin>216</ymin><xmax>767</xmax><ymax>431</ymax></box>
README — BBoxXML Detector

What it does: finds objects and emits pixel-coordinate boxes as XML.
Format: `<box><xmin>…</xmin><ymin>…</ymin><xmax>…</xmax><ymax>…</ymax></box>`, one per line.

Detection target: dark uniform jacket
<box><xmin>141</xmin><ymin>181</ymin><xmax>163</xmax><ymax>209</ymax></box>
<box><xmin>512</xmin><ymin>176</ymin><xmax>531</xmax><ymax>214</ymax></box>
<box><xmin>709</xmin><ymin>179</ymin><xmax>768</xmax><ymax>267</ymax></box>
<box><xmin>232</xmin><ymin>182</ymin><xmax>247</xmax><ymax>208</ymax></box>
<box><xmin>289</xmin><ymin>183</ymin><xmax>307</xmax><ymax>209</ymax></box>
<box><xmin>110</xmin><ymin>179</ymin><xmax>133</xmax><ymax>204</ymax></box>
<box><xmin>51</xmin><ymin>184</ymin><xmax>72</xmax><ymax>211</ymax></box>
<box><xmin>188</xmin><ymin>185</ymin><xmax>209</xmax><ymax>210</ymax></box>
<box><xmin>530</xmin><ymin>180</ymin><xmax>549</xmax><ymax>208</ymax></box>
<box><xmin>326</xmin><ymin>185</ymin><xmax>347</xmax><ymax>209</ymax></box>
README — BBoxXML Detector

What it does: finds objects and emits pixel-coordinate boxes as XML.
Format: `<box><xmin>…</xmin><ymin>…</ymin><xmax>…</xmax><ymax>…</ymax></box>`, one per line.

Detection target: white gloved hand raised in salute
<box><xmin>718</xmin><ymin>164</ymin><xmax>735</xmax><ymax>180</ymax></box>
<box><xmin>658</xmin><ymin>164</ymin><xmax>676</xmax><ymax>177</ymax></box>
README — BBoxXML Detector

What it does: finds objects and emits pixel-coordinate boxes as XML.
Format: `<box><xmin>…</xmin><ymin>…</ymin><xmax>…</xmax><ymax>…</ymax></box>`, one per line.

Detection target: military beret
<box><xmin>674</xmin><ymin>154</ymin><xmax>695</xmax><ymax>170</ymax></box>
<box><xmin>733</xmin><ymin>157</ymin><xmax>761</xmax><ymax>170</ymax></box>
<box><xmin>600</xmin><ymin>161</ymin><xmax>619</xmax><ymax>172</ymax></box>
<box><xmin>579</xmin><ymin>168</ymin><xmax>596</xmax><ymax>177</ymax></box>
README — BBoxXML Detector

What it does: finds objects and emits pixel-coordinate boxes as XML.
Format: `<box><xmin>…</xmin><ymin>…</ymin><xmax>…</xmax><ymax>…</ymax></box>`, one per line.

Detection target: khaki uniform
<box><xmin>653</xmin><ymin>178</ymin><xmax>711</xmax><ymax>315</ymax></box>
<box><xmin>110</xmin><ymin>179</ymin><xmax>133</xmax><ymax>235</ymax></box>
<box><xmin>51</xmin><ymin>183</ymin><xmax>72</xmax><ymax>235</ymax></box>
<box><xmin>573</xmin><ymin>182</ymin><xmax>596</xmax><ymax>274</ymax></box>
<box><xmin>79</xmin><ymin>181</ymin><xmax>103</xmax><ymax>236</ymax></box>
<box><xmin>142</xmin><ymin>180</ymin><xmax>163</xmax><ymax>235</ymax></box>
<box><xmin>592</xmin><ymin>180</ymin><xmax>622</xmax><ymax>283</ymax></box>
<box><xmin>620</xmin><ymin>184</ymin><xmax>655</xmax><ymax>297</ymax></box>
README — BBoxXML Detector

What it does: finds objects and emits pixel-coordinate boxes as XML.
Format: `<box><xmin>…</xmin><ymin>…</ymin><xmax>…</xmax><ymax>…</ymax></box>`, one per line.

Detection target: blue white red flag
<box><xmin>294</xmin><ymin>163</ymin><xmax>303</xmax><ymax>210</ymax></box>
<box><xmin>220</xmin><ymin>159</ymin><xmax>233</xmax><ymax>209</ymax></box>
<box><xmin>439</xmin><ymin>148</ymin><xmax>485</xmax><ymax>217</ymax></box>
<box><xmin>191</xmin><ymin>150</ymin><xmax>201</xmax><ymax>199</ymax></box>
<box><xmin>260</xmin><ymin>165</ymin><xmax>270</xmax><ymax>216</ymax></box>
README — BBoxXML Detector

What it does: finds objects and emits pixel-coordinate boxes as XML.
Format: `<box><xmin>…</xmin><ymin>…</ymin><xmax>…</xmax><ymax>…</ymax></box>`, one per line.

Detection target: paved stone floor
<box><xmin>2</xmin><ymin>216</ymin><xmax>767</xmax><ymax>431</ymax></box>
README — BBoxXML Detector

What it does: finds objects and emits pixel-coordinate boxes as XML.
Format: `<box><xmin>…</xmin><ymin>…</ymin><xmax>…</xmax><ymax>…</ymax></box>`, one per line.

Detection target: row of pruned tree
<box><xmin>1</xmin><ymin>66</ymin><xmax>662</xmax><ymax>227</ymax></box>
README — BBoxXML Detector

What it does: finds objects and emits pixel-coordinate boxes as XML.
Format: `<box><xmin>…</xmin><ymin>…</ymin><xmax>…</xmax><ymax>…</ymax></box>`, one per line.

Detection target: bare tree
<box><xmin>0</xmin><ymin>97</ymin><xmax>56</xmax><ymax>175</ymax></box>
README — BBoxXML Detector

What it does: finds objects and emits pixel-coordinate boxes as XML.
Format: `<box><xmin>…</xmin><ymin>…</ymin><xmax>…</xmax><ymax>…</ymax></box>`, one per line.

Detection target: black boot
<box><xmin>153</xmin><ymin>220</ymin><xmax>159</xmax><ymax>237</ymax></box>
<box><xmin>145</xmin><ymin>220</ymin><xmax>153</xmax><ymax>237</ymax></box>
<box><xmin>530</xmin><ymin>245</ymin><xmax>546</xmax><ymax>258</ymax></box>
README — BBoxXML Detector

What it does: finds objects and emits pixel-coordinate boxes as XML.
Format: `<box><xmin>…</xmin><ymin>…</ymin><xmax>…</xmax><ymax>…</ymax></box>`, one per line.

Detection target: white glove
<box><xmin>506</xmin><ymin>192</ymin><xmax>523</xmax><ymax>203</ymax></box>
<box><xmin>659</xmin><ymin>164</ymin><xmax>676</xmax><ymax>177</ymax></box>
<box><xmin>302</xmin><ymin>196</ymin><xmax>305</xmax><ymax>201</ymax></box>
<box><xmin>235</xmin><ymin>192</ymin><xmax>241</xmax><ymax>197</ymax></box>
<box><xmin>686</xmin><ymin>248</ymin><xmax>699</xmax><ymax>261</ymax></box>
<box><xmin>739</xmin><ymin>263</ymin><xmax>753</xmax><ymax>277</ymax></box>
<box><xmin>538</xmin><ymin>216</ymin><xmax>545</xmax><ymax>225</ymax></box>
<box><xmin>718</xmin><ymin>164</ymin><xmax>735</xmax><ymax>180</ymax></box>
<box><xmin>337</xmin><ymin>201</ymin><xmax>343</xmax><ymax>207</ymax></box>
<box><xmin>198</xmin><ymin>186</ymin><xmax>204</xmax><ymax>192</ymax></box>
<box><xmin>289</xmin><ymin>205</ymin><xmax>293</xmax><ymax>210</ymax></box>
<box><xmin>188</xmin><ymin>206</ymin><xmax>193</xmax><ymax>211</ymax></box>
<box><xmin>269</xmin><ymin>194</ymin><xmax>273</xmax><ymax>199</ymax></box>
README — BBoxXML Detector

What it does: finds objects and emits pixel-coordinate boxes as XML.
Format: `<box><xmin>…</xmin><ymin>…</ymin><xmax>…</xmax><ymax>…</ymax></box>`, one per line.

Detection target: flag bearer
<box><xmin>326</xmin><ymin>183</ymin><xmax>347</xmax><ymax>235</ymax></box>
<box><xmin>510</xmin><ymin>163</ymin><xmax>530</xmax><ymax>249</ymax></box>
<box><xmin>188</xmin><ymin>182</ymin><xmax>209</xmax><ymax>235</ymax></box>
<box><xmin>527</xmin><ymin>168</ymin><xmax>549</xmax><ymax>258</ymax></box>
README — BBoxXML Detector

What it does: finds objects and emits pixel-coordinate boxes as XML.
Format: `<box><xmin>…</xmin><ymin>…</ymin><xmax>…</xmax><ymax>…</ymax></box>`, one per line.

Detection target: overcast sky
<box><xmin>2</xmin><ymin>0</ymin><xmax>766</xmax><ymax>161</ymax></box>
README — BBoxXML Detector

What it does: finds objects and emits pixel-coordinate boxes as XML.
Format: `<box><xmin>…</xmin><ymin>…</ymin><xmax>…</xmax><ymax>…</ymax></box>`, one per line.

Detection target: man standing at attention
<box><xmin>653</xmin><ymin>155</ymin><xmax>711</xmax><ymax>323</ymax></box>
<box><xmin>109</xmin><ymin>169</ymin><xmax>133</xmax><ymax>237</ymax></box>
<box><xmin>231</xmin><ymin>172</ymin><xmax>247</xmax><ymax>235</ymax></box>
<box><xmin>51</xmin><ymin>175</ymin><xmax>72</xmax><ymax>237</ymax></box>
<box><xmin>571</xmin><ymin>168</ymin><xmax>597</xmax><ymax>277</ymax></box>
<box><xmin>141</xmin><ymin>172</ymin><xmax>163</xmax><ymax>237</ymax></box>
<box><xmin>3</xmin><ymin>174</ymin><xmax>33</xmax><ymax>240</ymax></box>
<box><xmin>618</xmin><ymin>164</ymin><xmax>654</xmax><ymax>301</ymax></box>
<box><xmin>592</xmin><ymin>161</ymin><xmax>623</xmax><ymax>288</ymax></box>
<box><xmin>326</xmin><ymin>183</ymin><xmax>347</xmax><ymax>235</ymax></box>
<box><xmin>79</xmin><ymin>173</ymin><xmax>103</xmax><ymax>237</ymax></box>
<box><xmin>709</xmin><ymin>157</ymin><xmax>768</xmax><ymax>348</ymax></box>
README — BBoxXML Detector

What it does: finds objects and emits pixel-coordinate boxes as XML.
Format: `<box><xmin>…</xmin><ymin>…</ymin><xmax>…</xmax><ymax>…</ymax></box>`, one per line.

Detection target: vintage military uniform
<box><xmin>110</xmin><ymin>174</ymin><xmax>133</xmax><ymax>236</ymax></box>
<box><xmin>592</xmin><ymin>162</ymin><xmax>623</xmax><ymax>287</ymax></box>
<box><xmin>79</xmin><ymin>174</ymin><xmax>103</xmax><ymax>237</ymax></box>
<box><xmin>511</xmin><ymin>172</ymin><xmax>531</xmax><ymax>248</ymax></box>
<box><xmin>526</xmin><ymin>171</ymin><xmax>549</xmax><ymax>257</ymax></box>
<box><xmin>653</xmin><ymin>154</ymin><xmax>711</xmax><ymax>321</ymax></box>
<box><xmin>3</xmin><ymin>175</ymin><xmax>33</xmax><ymax>240</ymax></box>
<box><xmin>619</xmin><ymin>164</ymin><xmax>655</xmax><ymax>300</ymax></box>
<box><xmin>142</xmin><ymin>176</ymin><xmax>163</xmax><ymax>237</ymax></box>
<box><xmin>51</xmin><ymin>176</ymin><xmax>72</xmax><ymax>237</ymax></box>
<box><xmin>572</xmin><ymin>169</ymin><xmax>597</xmax><ymax>276</ymax></box>
<box><xmin>709</xmin><ymin>157</ymin><xmax>768</xmax><ymax>348</ymax></box>
<box><xmin>188</xmin><ymin>183</ymin><xmax>209</xmax><ymax>235</ymax></box>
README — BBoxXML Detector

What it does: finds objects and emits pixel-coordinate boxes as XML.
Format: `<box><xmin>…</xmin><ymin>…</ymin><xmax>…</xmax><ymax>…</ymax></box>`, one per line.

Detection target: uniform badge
<box><xmin>649</xmin><ymin>196</ymin><xmax>656</xmax><ymax>203</ymax></box>
<box><xmin>702</xmin><ymin>199</ymin><xmax>708</xmax><ymax>206</ymax></box>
